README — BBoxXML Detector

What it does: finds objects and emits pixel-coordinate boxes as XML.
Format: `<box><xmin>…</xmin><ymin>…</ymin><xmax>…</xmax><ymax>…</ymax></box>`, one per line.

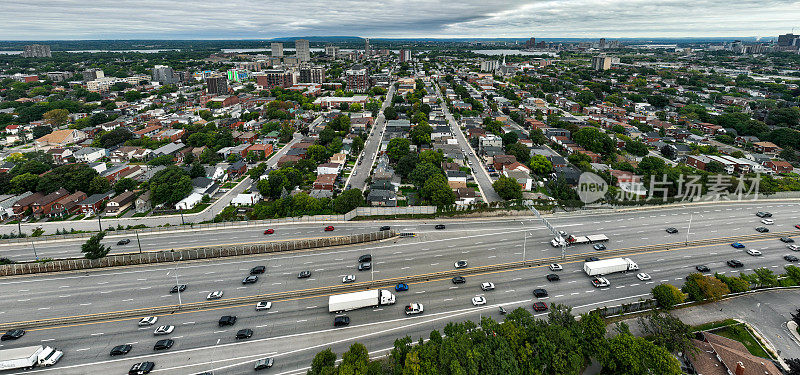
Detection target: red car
<box><xmin>324</xmin><ymin>226</ymin><xmax>335</xmax><ymax>231</ymax></box>
<box><xmin>532</xmin><ymin>302</ymin><xmax>548</xmax><ymax>312</ymax></box>
<box><xmin>796</xmin><ymin>224</ymin><xmax>800</xmax><ymax>230</ymax></box>
<box><xmin>264</xmin><ymin>229</ymin><xmax>274</xmax><ymax>235</ymax></box>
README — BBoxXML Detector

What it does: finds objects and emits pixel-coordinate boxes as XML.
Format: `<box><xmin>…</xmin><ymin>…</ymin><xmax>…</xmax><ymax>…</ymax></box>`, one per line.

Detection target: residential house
<box><xmin>47</xmin><ymin>148</ymin><xmax>73</xmax><ymax>164</ymax></box>
<box><xmin>753</xmin><ymin>141</ymin><xmax>782</xmax><ymax>155</ymax></box>
<box><xmin>367</xmin><ymin>189</ymin><xmax>397</xmax><ymax>207</ymax></box>
<box><xmin>192</xmin><ymin>177</ymin><xmax>219</xmax><ymax>196</ymax></box>
<box><xmin>446</xmin><ymin>170</ymin><xmax>468</xmax><ymax>189</ymax></box>
<box><xmin>104</xmin><ymin>191</ymin><xmax>136</xmax><ymax>215</ymax></box>
<box><xmin>12</xmin><ymin>192</ymin><xmax>44</xmax><ymax>217</ymax></box>
<box><xmin>313</xmin><ymin>174</ymin><xmax>337</xmax><ymax>191</ymax></box>
<box><xmin>78</xmin><ymin>192</ymin><xmax>113</xmax><ymax>214</ymax></box>
<box><xmin>503</xmin><ymin>169</ymin><xmax>533</xmax><ymax>191</ymax></box>
<box><xmin>246</xmin><ymin>143</ymin><xmax>273</xmax><ymax>159</ymax></box>
<box><xmin>175</xmin><ymin>192</ymin><xmax>203</xmax><ymax>210</ymax></box>
<box><xmin>227</xmin><ymin>160</ymin><xmax>247</xmax><ymax>178</ymax></box>
<box><xmin>0</xmin><ymin>193</ymin><xmax>32</xmax><ymax>219</ymax></box>
<box><xmin>230</xmin><ymin>193</ymin><xmax>262</xmax><ymax>206</ymax></box>
<box><xmin>316</xmin><ymin>163</ymin><xmax>342</xmax><ymax>176</ymax></box>
<box><xmin>110</xmin><ymin>146</ymin><xmax>150</xmax><ymax>162</ymax></box>
<box><xmin>135</xmin><ymin>191</ymin><xmax>152</xmax><ymax>213</ymax></box>
<box><xmin>492</xmin><ymin>155</ymin><xmax>518</xmax><ymax>171</ymax></box>
<box><xmin>50</xmin><ymin>191</ymin><xmax>87</xmax><ymax>217</ymax></box>
<box><xmin>764</xmin><ymin>160</ymin><xmax>793</xmax><ymax>174</ymax></box>
<box><xmin>35</xmin><ymin>128</ymin><xmax>87</xmax><ymax>147</ymax></box>
<box><xmin>455</xmin><ymin>187</ymin><xmax>477</xmax><ymax>205</ymax></box>
<box><xmin>551</xmin><ymin>166</ymin><xmax>582</xmax><ymax>185</ymax></box>
<box><xmin>687</xmin><ymin>332</ymin><xmax>781</xmax><ymax>375</ymax></box>
<box><xmin>73</xmin><ymin>147</ymin><xmax>106</xmax><ymax>163</ymax></box>
<box><xmin>31</xmin><ymin>188</ymin><xmax>70</xmax><ymax>218</ymax></box>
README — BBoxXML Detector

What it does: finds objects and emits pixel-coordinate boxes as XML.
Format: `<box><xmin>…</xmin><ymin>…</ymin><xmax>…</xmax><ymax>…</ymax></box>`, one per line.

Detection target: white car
<box><xmin>789</xmin><ymin>244</ymin><xmax>800</xmax><ymax>251</ymax></box>
<box><xmin>342</xmin><ymin>275</ymin><xmax>356</xmax><ymax>283</ymax></box>
<box><xmin>549</xmin><ymin>263</ymin><xmax>563</xmax><ymax>271</ymax></box>
<box><xmin>404</xmin><ymin>303</ymin><xmax>424</xmax><ymax>315</ymax></box>
<box><xmin>471</xmin><ymin>296</ymin><xmax>487</xmax><ymax>306</ymax></box>
<box><xmin>761</xmin><ymin>219</ymin><xmax>775</xmax><ymax>225</ymax></box>
<box><xmin>592</xmin><ymin>277</ymin><xmax>610</xmax><ymax>288</ymax></box>
<box><xmin>636</xmin><ymin>273</ymin><xmax>651</xmax><ymax>281</ymax></box>
<box><xmin>480</xmin><ymin>282</ymin><xmax>495</xmax><ymax>291</ymax></box>
<box><xmin>153</xmin><ymin>325</ymin><xmax>174</xmax><ymax>335</ymax></box>
<box><xmin>454</xmin><ymin>260</ymin><xmax>468</xmax><ymax>269</ymax></box>
<box><xmin>746</xmin><ymin>249</ymin><xmax>762</xmax><ymax>256</ymax></box>
<box><xmin>138</xmin><ymin>316</ymin><xmax>158</xmax><ymax>326</ymax></box>
<box><xmin>207</xmin><ymin>291</ymin><xmax>223</xmax><ymax>300</ymax></box>
<box><xmin>255</xmin><ymin>301</ymin><xmax>272</xmax><ymax>311</ymax></box>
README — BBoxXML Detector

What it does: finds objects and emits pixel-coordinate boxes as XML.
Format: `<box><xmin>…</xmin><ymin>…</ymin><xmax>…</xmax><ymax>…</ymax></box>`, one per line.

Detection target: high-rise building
<box><xmin>256</xmin><ymin>70</ymin><xmax>294</xmax><ymax>89</ymax></box>
<box><xmin>299</xmin><ymin>67</ymin><xmax>325</xmax><ymax>83</ymax></box>
<box><xmin>21</xmin><ymin>44</ymin><xmax>51</xmax><ymax>58</ymax></box>
<box><xmin>205</xmin><ymin>76</ymin><xmax>229</xmax><ymax>95</ymax></box>
<box><xmin>83</xmin><ymin>68</ymin><xmax>104</xmax><ymax>81</ymax></box>
<box><xmin>325</xmin><ymin>46</ymin><xmax>340</xmax><ymax>59</ymax></box>
<box><xmin>399</xmin><ymin>49</ymin><xmax>411</xmax><ymax>62</ymax></box>
<box><xmin>591</xmin><ymin>55</ymin><xmax>612</xmax><ymax>71</ymax></box>
<box><xmin>364</xmin><ymin>38</ymin><xmax>371</xmax><ymax>56</ymax></box>
<box><xmin>295</xmin><ymin>39</ymin><xmax>310</xmax><ymax>62</ymax></box>
<box><xmin>271</xmin><ymin>42</ymin><xmax>284</xmax><ymax>58</ymax></box>
<box><xmin>778</xmin><ymin>33</ymin><xmax>798</xmax><ymax>46</ymax></box>
<box><xmin>525</xmin><ymin>37</ymin><xmax>536</xmax><ymax>48</ymax></box>
<box><xmin>598</xmin><ymin>38</ymin><xmax>607</xmax><ymax>49</ymax></box>
<box><xmin>151</xmin><ymin>65</ymin><xmax>178</xmax><ymax>84</ymax></box>
<box><xmin>345</xmin><ymin>67</ymin><xmax>370</xmax><ymax>93</ymax></box>
<box><xmin>480</xmin><ymin>60</ymin><xmax>498</xmax><ymax>72</ymax></box>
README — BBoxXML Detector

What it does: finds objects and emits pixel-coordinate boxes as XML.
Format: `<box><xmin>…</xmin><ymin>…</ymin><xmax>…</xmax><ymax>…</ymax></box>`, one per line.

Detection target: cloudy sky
<box><xmin>3</xmin><ymin>0</ymin><xmax>799</xmax><ymax>40</ymax></box>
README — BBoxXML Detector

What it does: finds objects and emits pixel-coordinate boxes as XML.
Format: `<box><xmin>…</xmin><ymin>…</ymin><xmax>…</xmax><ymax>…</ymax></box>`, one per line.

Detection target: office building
<box><xmin>591</xmin><ymin>55</ymin><xmax>612</xmax><ymax>71</ymax></box>
<box><xmin>524</xmin><ymin>37</ymin><xmax>536</xmax><ymax>48</ymax></box>
<box><xmin>151</xmin><ymin>65</ymin><xmax>178</xmax><ymax>84</ymax></box>
<box><xmin>256</xmin><ymin>70</ymin><xmax>294</xmax><ymax>89</ymax></box>
<box><xmin>299</xmin><ymin>67</ymin><xmax>325</xmax><ymax>83</ymax></box>
<box><xmin>295</xmin><ymin>39</ymin><xmax>310</xmax><ymax>62</ymax></box>
<box><xmin>778</xmin><ymin>33</ymin><xmax>799</xmax><ymax>47</ymax></box>
<box><xmin>364</xmin><ymin>38</ymin><xmax>371</xmax><ymax>56</ymax></box>
<box><xmin>205</xmin><ymin>76</ymin><xmax>228</xmax><ymax>95</ymax></box>
<box><xmin>399</xmin><ymin>49</ymin><xmax>411</xmax><ymax>62</ymax></box>
<box><xmin>21</xmin><ymin>44</ymin><xmax>51</xmax><ymax>58</ymax></box>
<box><xmin>480</xmin><ymin>60</ymin><xmax>499</xmax><ymax>72</ymax></box>
<box><xmin>325</xmin><ymin>46</ymin><xmax>340</xmax><ymax>59</ymax></box>
<box><xmin>271</xmin><ymin>42</ymin><xmax>284</xmax><ymax>57</ymax></box>
<box><xmin>345</xmin><ymin>67</ymin><xmax>370</xmax><ymax>93</ymax></box>
<box><xmin>83</xmin><ymin>68</ymin><xmax>104</xmax><ymax>81</ymax></box>
<box><xmin>226</xmin><ymin>69</ymin><xmax>248</xmax><ymax>82</ymax></box>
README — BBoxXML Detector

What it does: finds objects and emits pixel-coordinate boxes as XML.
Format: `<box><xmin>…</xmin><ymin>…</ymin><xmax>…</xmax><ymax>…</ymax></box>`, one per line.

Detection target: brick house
<box><xmin>50</xmin><ymin>191</ymin><xmax>87</xmax><ymax>217</ymax></box>
<box><xmin>313</xmin><ymin>174</ymin><xmax>337</xmax><ymax>191</ymax></box>
<box><xmin>31</xmin><ymin>188</ymin><xmax>70</xmax><ymax>217</ymax></box>
<box><xmin>764</xmin><ymin>160</ymin><xmax>793</xmax><ymax>174</ymax></box>
<box><xmin>78</xmin><ymin>192</ymin><xmax>113</xmax><ymax>214</ymax></box>
<box><xmin>753</xmin><ymin>141</ymin><xmax>782</xmax><ymax>155</ymax></box>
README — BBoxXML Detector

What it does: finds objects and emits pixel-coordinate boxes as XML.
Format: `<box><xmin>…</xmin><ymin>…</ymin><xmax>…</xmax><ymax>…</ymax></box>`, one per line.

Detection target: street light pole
<box><xmin>210</xmin><ymin>338</ymin><xmax>221</xmax><ymax>372</ymax></box>
<box><xmin>97</xmin><ymin>214</ymin><xmax>102</xmax><ymax>232</ymax></box>
<box><xmin>135</xmin><ymin>230</ymin><xmax>142</xmax><ymax>254</ymax></box>
<box><xmin>30</xmin><ymin>239</ymin><xmax>38</xmax><ymax>261</ymax></box>
<box><xmin>686</xmin><ymin>213</ymin><xmax>692</xmax><ymax>246</ymax></box>
<box><xmin>523</xmin><ymin>230</ymin><xmax>527</xmax><ymax>263</ymax></box>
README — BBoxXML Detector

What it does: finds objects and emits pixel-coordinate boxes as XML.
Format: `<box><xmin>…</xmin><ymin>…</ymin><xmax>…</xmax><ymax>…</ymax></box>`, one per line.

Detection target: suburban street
<box><xmin>1</xmin><ymin>201</ymin><xmax>799</xmax><ymax>374</ymax></box>
<box><xmin>346</xmin><ymin>84</ymin><xmax>395</xmax><ymax>191</ymax></box>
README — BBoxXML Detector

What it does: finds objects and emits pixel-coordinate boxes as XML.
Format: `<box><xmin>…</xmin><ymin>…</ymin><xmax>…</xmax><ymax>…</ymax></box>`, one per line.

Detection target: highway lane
<box><xmin>0</xmin><ymin>201</ymin><xmax>798</xmax><ymax>322</ymax></box>
<box><xmin>3</xmin><ymin>229</ymin><xmax>799</xmax><ymax>374</ymax></box>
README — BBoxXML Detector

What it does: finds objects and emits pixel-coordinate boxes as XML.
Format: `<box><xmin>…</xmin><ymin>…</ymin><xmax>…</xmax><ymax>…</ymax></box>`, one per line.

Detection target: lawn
<box><xmin>696</xmin><ymin>320</ymin><xmax>772</xmax><ymax>359</ymax></box>
<box><xmin>132</xmin><ymin>210</ymin><xmax>150</xmax><ymax>217</ymax></box>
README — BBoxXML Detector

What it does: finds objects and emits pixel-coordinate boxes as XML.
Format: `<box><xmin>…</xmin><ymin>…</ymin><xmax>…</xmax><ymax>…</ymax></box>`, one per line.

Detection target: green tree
<box><xmin>190</xmin><ymin>162</ymin><xmax>206</xmax><ymax>179</ymax></box>
<box><xmin>637</xmin><ymin>311</ymin><xmax>693</xmax><ymax>353</ymax></box>
<box><xmin>386</xmin><ymin>138</ymin><xmax>411</xmax><ymax>163</ymax></box>
<box><xmin>683</xmin><ymin>273</ymin><xmax>730</xmax><ymax>302</ymax></box>
<box><xmin>625</xmin><ymin>140</ymin><xmax>649</xmax><ymax>157</ymax></box>
<box><xmin>42</xmin><ymin>108</ymin><xmax>69</xmax><ymax>127</ymax></box>
<box><xmin>501</xmin><ymin>132</ymin><xmax>518</xmax><ymax>146</ymax></box>
<box><xmin>753</xmin><ymin>267</ymin><xmax>778</xmax><ymax>288</ymax></box>
<box><xmin>337</xmin><ymin>342</ymin><xmax>370</xmax><ymax>375</ymax></box>
<box><xmin>88</xmin><ymin>175</ymin><xmax>111</xmax><ymax>195</ymax></box>
<box><xmin>150</xmin><ymin>166</ymin><xmax>193</xmax><ymax>205</ymax></box>
<box><xmin>32</xmin><ymin>125</ymin><xmax>53</xmax><ymax>139</ymax></box>
<box><xmin>715</xmin><ymin>273</ymin><xmax>750</xmax><ymax>293</ymax></box>
<box><xmin>10</xmin><ymin>173</ymin><xmax>40</xmax><ymax>194</ymax></box>
<box><xmin>333</xmin><ymin>189</ymin><xmax>364</xmax><ymax>213</ymax></box>
<box><xmin>384</xmin><ymin>106</ymin><xmax>398</xmax><ymax>120</ymax></box>
<box><xmin>651</xmin><ymin>284</ymin><xmax>686</xmax><ymax>309</ymax></box>
<box><xmin>601</xmin><ymin>330</ymin><xmax>681</xmax><ymax>375</ymax></box>
<box><xmin>81</xmin><ymin>231</ymin><xmax>110</xmax><ymax>259</ymax></box>
<box><xmin>420</xmin><ymin>174</ymin><xmax>456</xmax><ymax>207</ymax></box>
<box><xmin>493</xmin><ymin>176</ymin><xmax>523</xmax><ymax>200</ymax></box>
<box><xmin>308</xmin><ymin>348</ymin><xmax>337</xmax><ymax>375</ymax></box>
<box><xmin>506</xmin><ymin>142</ymin><xmax>531</xmax><ymax>164</ymax></box>
<box><xmin>330</xmin><ymin>114</ymin><xmax>352</xmax><ymax>132</ymax></box>
<box><xmin>410</xmin><ymin>122</ymin><xmax>432</xmax><ymax>145</ymax></box>
<box><xmin>307</xmin><ymin>144</ymin><xmax>328</xmax><ymax>164</ymax></box>
<box><xmin>409</xmin><ymin>162</ymin><xmax>443</xmax><ymax>187</ymax></box>
<box><xmin>113</xmin><ymin>178</ymin><xmax>138</xmax><ymax>194</ymax></box>
<box><xmin>528</xmin><ymin>154</ymin><xmax>552</xmax><ymax>176</ymax></box>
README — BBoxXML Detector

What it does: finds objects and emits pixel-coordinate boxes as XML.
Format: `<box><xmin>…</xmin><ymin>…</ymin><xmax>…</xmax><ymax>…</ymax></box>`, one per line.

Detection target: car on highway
<box><xmin>256</xmin><ymin>301</ymin><xmax>272</xmax><ymax>311</ymax></box>
<box><xmin>153</xmin><ymin>339</ymin><xmax>174</xmax><ymax>351</ymax></box>
<box><xmin>206</xmin><ymin>291</ymin><xmax>223</xmax><ymax>300</ymax></box>
<box><xmin>533</xmin><ymin>288</ymin><xmax>548</xmax><ymax>298</ymax></box>
<box><xmin>333</xmin><ymin>315</ymin><xmax>350</xmax><ymax>327</ymax></box>
<box><xmin>727</xmin><ymin>259</ymin><xmax>744</xmax><ymax>268</ymax></box>
<box><xmin>454</xmin><ymin>260</ymin><xmax>468</xmax><ymax>268</ymax></box>
<box><xmin>236</xmin><ymin>329</ymin><xmax>253</xmax><ymax>339</ymax></box>
<box><xmin>746</xmin><ymin>249</ymin><xmax>763</xmax><ymax>256</ymax></box>
<box><xmin>380</xmin><ymin>226</ymin><xmax>391</xmax><ymax>231</ymax></box>
<box><xmin>761</xmin><ymin>219</ymin><xmax>775</xmax><ymax>225</ymax></box>
<box><xmin>358</xmin><ymin>254</ymin><xmax>372</xmax><ymax>263</ymax></box>
<box><xmin>756</xmin><ymin>227</ymin><xmax>770</xmax><ymax>233</ymax></box>
<box><xmin>110</xmin><ymin>344</ymin><xmax>132</xmax><ymax>356</ymax></box>
<box><xmin>342</xmin><ymin>274</ymin><xmax>356</xmax><ymax>283</ymax></box>
<box><xmin>405</xmin><ymin>303</ymin><xmax>424</xmax><ymax>315</ymax></box>
<box><xmin>298</xmin><ymin>270</ymin><xmax>311</xmax><ymax>278</ymax></box>
<box><xmin>250</xmin><ymin>265</ymin><xmax>266</xmax><ymax>274</ymax></box>
<box><xmin>796</xmin><ymin>224</ymin><xmax>800</xmax><ymax>230</ymax></box>
<box><xmin>480</xmin><ymin>282</ymin><xmax>495</xmax><ymax>291</ymax></box>
<box><xmin>1</xmin><ymin>329</ymin><xmax>25</xmax><ymax>341</ymax></box>
<box><xmin>532</xmin><ymin>302</ymin><xmax>548</xmax><ymax>312</ymax></box>
<box><xmin>153</xmin><ymin>325</ymin><xmax>174</xmax><ymax>335</ymax></box>
<box><xmin>452</xmin><ymin>276</ymin><xmax>466</xmax><ymax>284</ymax></box>
<box><xmin>170</xmin><ymin>284</ymin><xmax>186</xmax><ymax>293</ymax></box>
<box><xmin>395</xmin><ymin>283</ymin><xmax>409</xmax><ymax>292</ymax></box>
<box><xmin>218</xmin><ymin>316</ymin><xmax>237</xmax><ymax>327</ymax></box>
<box><xmin>592</xmin><ymin>277</ymin><xmax>610</xmax><ymax>288</ymax></box>
<box><xmin>546</xmin><ymin>274</ymin><xmax>560</xmax><ymax>282</ymax></box>
<box><xmin>358</xmin><ymin>262</ymin><xmax>371</xmax><ymax>271</ymax></box>
<box><xmin>585</xmin><ymin>257</ymin><xmax>600</xmax><ymax>262</ymax></box>
<box><xmin>242</xmin><ymin>275</ymin><xmax>259</xmax><ymax>284</ymax></box>
<box><xmin>636</xmin><ymin>273</ymin><xmax>652</xmax><ymax>281</ymax></box>
<box><xmin>138</xmin><ymin>316</ymin><xmax>158</xmax><ymax>326</ymax></box>
<box><xmin>789</xmin><ymin>244</ymin><xmax>800</xmax><ymax>251</ymax></box>
<box><xmin>472</xmin><ymin>296</ymin><xmax>487</xmax><ymax>306</ymax></box>
<box><xmin>263</xmin><ymin>229</ymin><xmax>274</xmax><ymax>235</ymax></box>
<box><xmin>785</xmin><ymin>255</ymin><xmax>799</xmax><ymax>262</ymax></box>
<box><xmin>435</xmin><ymin>224</ymin><xmax>446</xmax><ymax>230</ymax></box>
<box><xmin>129</xmin><ymin>361</ymin><xmax>155</xmax><ymax>375</ymax></box>
<box><xmin>666</xmin><ymin>227</ymin><xmax>678</xmax><ymax>234</ymax></box>
<box><xmin>254</xmin><ymin>358</ymin><xmax>274</xmax><ymax>371</ymax></box>
<box><xmin>117</xmin><ymin>238</ymin><xmax>131</xmax><ymax>245</ymax></box>
<box><xmin>731</xmin><ymin>242</ymin><xmax>746</xmax><ymax>249</ymax></box>
<box><xmin>756</xmin><ymin>211</ymin><xmax>772</xmax><ymax>218</ymax></box>
<box><xmin>696</xmin><ymin>265</ymin><xmax>710</xmax><ymax>272</ymax></box>
<box><xmin>781</xmin><ymin>237</ymin><xmax>795</xmax><ymax>243</ymax></box>
<box><xmin>593</xmin><ymin>243</ymin><xmax>606</xmax><ymax>251</ymax></box>
<box><xmin>549</xmin><ymin>263</ymin><xmax>563</xmax><ymax>271</ymax></box>
<box><xmin>324</xmin><ymin>225</ymin><xmax>335</xmax><ymax>231</ymax></box>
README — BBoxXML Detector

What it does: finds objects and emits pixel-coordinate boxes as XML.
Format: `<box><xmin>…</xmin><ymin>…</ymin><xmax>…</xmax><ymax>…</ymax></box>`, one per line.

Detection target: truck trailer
<box><xmin>0</xmin><ymin>345</ymin><xmax>63</xmax><ymax>370</ymax></box>
<box><xmin>584</xmin><ymin>257</ymin><xmax>639</xmax><ymax>276</ymax></box>
<box><xmin>328</xmin><ymin>289</ymin><xmax>396</xmax><ymax>313</ymax></box>
<box><xmin>551</xmin><ymin>234</ymin><xmax>609</xmax><ymax>247</ymax></box>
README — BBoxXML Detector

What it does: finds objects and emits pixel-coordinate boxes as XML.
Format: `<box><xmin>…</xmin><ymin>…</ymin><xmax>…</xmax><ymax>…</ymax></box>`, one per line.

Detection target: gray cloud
<box><xmin>2</xmin><ymin>0</ymin><xmax>798</xmax><ymax>40</ymax></box>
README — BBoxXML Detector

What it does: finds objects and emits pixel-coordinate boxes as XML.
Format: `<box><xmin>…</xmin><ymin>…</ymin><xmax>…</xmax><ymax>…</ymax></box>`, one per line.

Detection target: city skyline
<box><xmin>2</xmin><ymin>0</ymin><xmax>799</xmax><ymax>40</ymax></box>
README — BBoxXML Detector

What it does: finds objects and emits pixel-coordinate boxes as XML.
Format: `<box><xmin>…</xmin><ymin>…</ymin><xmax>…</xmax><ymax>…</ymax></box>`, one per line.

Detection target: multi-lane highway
<box><xmin>1</xmin><ymin>201</ymin><xmax>799</xmax><ymax>374</ymax></box>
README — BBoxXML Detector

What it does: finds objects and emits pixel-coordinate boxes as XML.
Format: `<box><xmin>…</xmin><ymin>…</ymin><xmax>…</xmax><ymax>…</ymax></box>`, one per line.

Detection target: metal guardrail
<box><xmin>1</xmin><ymin>230</ymin><xmax>795</xmax><ymax>331</ymax></box>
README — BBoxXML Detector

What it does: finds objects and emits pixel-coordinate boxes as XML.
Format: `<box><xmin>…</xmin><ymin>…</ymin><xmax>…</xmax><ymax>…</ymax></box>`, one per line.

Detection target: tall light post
<box><xmin>166</xmin><ymin>258</ymin><xmax>183</xmax><ymax>308</ymax></box>
<box><xmin>30</xmin><ymin>239</ymin><xmax>38</xmax><ymax>261</ymax></box>
<box><xmin>686</xmin><ymin>213</ymin><xmax>692</xmax><ymax>246</ymax></box>
<box><xmin>135</xmin><ymin>230</ymin><xmax>142</xmax><ymax>254</ymax></box>
<box><xmin>522</xmin><ymin>230</ymin><xmax>527</xmax><ymax>263</ymax></box>
<box><xmin>209</xmin><ymin>338</ymin><xmax>221</xmax><ymax>373</ymax></box>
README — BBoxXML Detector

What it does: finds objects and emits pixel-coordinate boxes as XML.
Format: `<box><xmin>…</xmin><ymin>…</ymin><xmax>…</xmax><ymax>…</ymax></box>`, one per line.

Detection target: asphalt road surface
<box><xmin>346</xmin><ymin>84</ymin><xmax>395</xmax><ymax>191</ymax></box>
<box><xmin>1</xmin><ymin>201</ymin><xmax>799</xmax><ymax>374</ymax></box>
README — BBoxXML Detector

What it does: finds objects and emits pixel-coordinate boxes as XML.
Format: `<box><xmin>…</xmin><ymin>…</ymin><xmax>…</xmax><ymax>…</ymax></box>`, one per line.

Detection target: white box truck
<box><xmin>328</xmin><ymin>289</ymin><xmax>396</xmax><ymax>313</ymax></box>
<box><xmin>551</xmin><ymin>234</ymin><xmax>609</xmax><ymax>247</ymax></box>
<box><xmin>0</xmin><ymin>345</ymin><xmax>63</xmax><ymax>370</ymax></box>
<box><xmin>584</xmin><ymin>257</ymin><xmax>639</xmax><ymax>276</ymax></box>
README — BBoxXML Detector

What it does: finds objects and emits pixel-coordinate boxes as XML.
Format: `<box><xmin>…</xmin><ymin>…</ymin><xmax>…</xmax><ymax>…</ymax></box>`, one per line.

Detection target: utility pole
<box><xmin>179</xmin><ymin>209</ymin><xmax>185</xmax><ymax>226</ymax></box>
<box><xmin>135</xmin><ymin>230</ymin><xmax>142</xmax><ymax>254</ymax></box>
<box><xmin>97</xmin><ymin>214</ymin><xmax>102</xmax><ymax>232</ymax></box>
<box><xmin>686</xmin><ymin>213</ymin><xmax>692</xmax><ymax>246</ymax></box>
<box><xmin>17</xmin><ymin>221</ymin><xmax>21</xmax><ymax>237</ymax></box>
<box><xmin>30</xmin><ymin>239</ymin><xmax>38</xmax><ymax>261</ymax></box>
<box><xmin>210</xmin><ymin>338</ymin><xmax>221</xmax><ymax>373</ymax></box>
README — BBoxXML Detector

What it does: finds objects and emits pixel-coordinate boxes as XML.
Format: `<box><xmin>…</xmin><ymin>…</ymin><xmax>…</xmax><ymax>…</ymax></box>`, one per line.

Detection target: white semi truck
<box><xmin>328</xmin><ymin>289</ymin><xmax>396</xmax><ymax>313</ymax></box>
<box><xmin>0</xmin><ymin>345</ymin><xmax>63</xmax><ymax>370</ymax></box>
<box><xmin>551</xmin><ymin>234</ymin><xmax>609</xmax><ymax>247</ymax></box>
<box><xmin>584</xmin><ymin>257</ymin><xmax>639</xmax><ymax>276</ymax></box>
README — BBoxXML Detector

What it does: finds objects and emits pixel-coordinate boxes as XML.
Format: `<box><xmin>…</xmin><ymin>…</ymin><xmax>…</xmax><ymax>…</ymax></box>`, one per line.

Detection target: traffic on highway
<box><xmin>0</xmin><ymin>201</ymin><xmax>798</xmax><ymax>374</ymax></box>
